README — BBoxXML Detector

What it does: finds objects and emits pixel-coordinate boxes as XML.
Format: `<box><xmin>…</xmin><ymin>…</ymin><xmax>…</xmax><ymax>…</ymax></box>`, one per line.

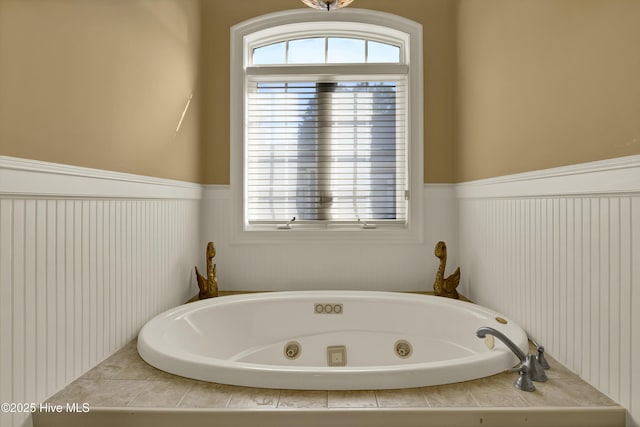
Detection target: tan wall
<box><xmin>201</xmin><ymin>0</ymin><xmax>458</xmax><ymax>184</ymax></box>
<box><xmin>0</xmin><ymin>0</ymin><xmax>202</xmax><ymax>182</ymax></box>
<box><xmin>457</xmin><ymin>0</ymin><xmax>640</xmax><ymax>182</ymax></box>
<box><xmin>6</xmin><ymin>1</ymin><xmax>635</xmax><ymax>185</ymax></box>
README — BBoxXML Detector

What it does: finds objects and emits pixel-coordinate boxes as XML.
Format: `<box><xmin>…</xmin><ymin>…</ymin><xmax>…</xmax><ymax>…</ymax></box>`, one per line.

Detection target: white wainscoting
<box><xmin>0</xmin><ymin>157</ymin><xmax>201</xmax><ymax>427</ymax></box>
<box><xmin>4</xmin><ymin>154</ymin><xmax>638</xmax><ymax>426</ymax></box>
<box><xmin>200</xmin><ymin>183</ymin><xmax>459</xmax><ymax>293</ymax></box>
<box><xmin>457</xmin><ymin>155</ymin><xmax>640</xmax><ymax>427</ymax></box>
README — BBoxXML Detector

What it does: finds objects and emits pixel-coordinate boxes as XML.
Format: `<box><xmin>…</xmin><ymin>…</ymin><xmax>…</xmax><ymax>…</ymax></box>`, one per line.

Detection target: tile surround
<box><xmin>31</xmin><ymin>289</ymin><xmax>626</xmax><ymax>426</ymax></box>
<box><xmin>33</xmin><ymin>338</ymin><xmax>624</xmax><ymax>427</ymax></box>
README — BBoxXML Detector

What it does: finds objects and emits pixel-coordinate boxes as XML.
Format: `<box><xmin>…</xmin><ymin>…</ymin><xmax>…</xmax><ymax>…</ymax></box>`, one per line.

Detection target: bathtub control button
<box><xmin>327</xmin><ymin>345</ymin><xmax>347</xmax><ymax>366</ymax></box>
<box><xmin>314</xmin><ymin>303</ymin><xmax>343</xmax><ymax>314</ymax></box>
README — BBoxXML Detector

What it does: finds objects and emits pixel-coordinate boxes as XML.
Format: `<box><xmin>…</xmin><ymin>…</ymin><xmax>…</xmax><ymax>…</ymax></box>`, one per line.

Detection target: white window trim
<box><xmin>230</xmin><ymin>8</ymin><xmax>423</xmax><ymax>244</ymax></box>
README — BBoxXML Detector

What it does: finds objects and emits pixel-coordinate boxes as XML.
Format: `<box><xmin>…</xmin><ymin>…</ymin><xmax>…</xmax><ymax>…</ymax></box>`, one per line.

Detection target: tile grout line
<box><xmin>419</xmin><ymin>388</ymin><xmax>431</xmax><ymax>408</ymax></box>
<box><xmin>174</xmin><ymin>382</ymin><xmax>195</xmax><ymax>408</ymax></box>
<box><xmin>373</xmin><ymin>390</ymin><xmax>381</xmax><ymax>408</ymax></box>
<box><xmin>469</xmin><ymin>388</ymin><xmax>482</xmax><ymax>407</ymax></box>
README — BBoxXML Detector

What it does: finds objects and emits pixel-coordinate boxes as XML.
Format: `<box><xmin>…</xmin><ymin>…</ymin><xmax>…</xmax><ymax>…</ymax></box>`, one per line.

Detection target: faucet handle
<box><xmin>535</xmin><ymin>345</ymin><xmax>550</xmax><ymax>370</ymax></box>
<box><xmin>529</xmin><ymin>336</ymin><xmax>551</xmax><ymax>370</ymax></box>
<box><xmin>526</xmin><ymin>354</ymin><xmax>548</xmax><ymax>382</ymax></box>
<box><xmin>514</xmin><ymin>364</ymin><xmax>536</xmax><ymax>392</ymax></box>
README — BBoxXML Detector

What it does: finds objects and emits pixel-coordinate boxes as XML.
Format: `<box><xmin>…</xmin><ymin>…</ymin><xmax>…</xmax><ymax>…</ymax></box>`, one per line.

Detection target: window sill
<box><xmin>230</xmin><ymin>224</ymin><xmax>423</xmax><ymax>245</ymax></box>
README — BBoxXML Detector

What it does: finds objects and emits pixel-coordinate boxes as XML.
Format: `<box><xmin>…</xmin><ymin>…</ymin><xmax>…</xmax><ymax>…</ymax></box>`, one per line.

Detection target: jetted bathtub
<box><xmin>137</xmin><ymin>291</ymin><xmax>528</xmax><ymax>390</ymax></box>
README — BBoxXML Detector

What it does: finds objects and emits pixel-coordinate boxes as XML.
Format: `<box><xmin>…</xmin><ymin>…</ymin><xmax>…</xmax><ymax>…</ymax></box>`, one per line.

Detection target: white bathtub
<box><xmin>137</xmin><ymin>291</ymin><xmax>528</xmax><ymax>390</ymax></box>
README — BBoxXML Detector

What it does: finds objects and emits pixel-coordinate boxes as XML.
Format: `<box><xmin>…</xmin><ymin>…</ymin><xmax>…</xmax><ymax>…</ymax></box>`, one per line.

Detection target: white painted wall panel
<box><xmin>35</xmin><ymin>200</ymin><xmax>47</xmax><ymax>401</ymax></box>
<box><xmin>458</xmin><ymin>157</ymin><xmax>640</xmax><ymax>427</ymax></box>
<box><xmin>0</xmin><ymin>158</ymin><xmax>200</xmax><ymax>427</ymax></box>
<box><xmin>631</xmin><ymin>197</ymin><xmax>640</xmax><ymax>426</ymax></box>
<box><xmin>200</xmin><ymin>184</ymin><xmax>459</xmax><ymax>293</ymax></box>
<box><xmin>13</xmin><ymin>200</ymin><xmax>25</xmax><ymax>410</ymax></box>
<box><xmin>0</xmin><ymin>200</ymin><xmax>14</xmax><ymax>427</ymax></box>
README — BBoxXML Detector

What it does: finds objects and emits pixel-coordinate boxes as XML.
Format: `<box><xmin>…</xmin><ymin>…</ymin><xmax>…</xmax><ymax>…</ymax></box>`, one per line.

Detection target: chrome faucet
<box><xmin>476</xmin><ymin>326</ymin><xmax>548</xmax><ymax>392</ymax></box>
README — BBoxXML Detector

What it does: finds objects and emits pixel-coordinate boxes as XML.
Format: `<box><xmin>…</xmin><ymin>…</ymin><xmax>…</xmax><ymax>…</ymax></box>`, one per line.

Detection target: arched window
<box><xmin>252</xmin><ymin>36</ymin><xmax>400</xmax><ymax>64</ymax></box>
<box><xmin>230</xmin><ymin>9</ymin><xmax>423</xmax><ymax>240</ymax></box>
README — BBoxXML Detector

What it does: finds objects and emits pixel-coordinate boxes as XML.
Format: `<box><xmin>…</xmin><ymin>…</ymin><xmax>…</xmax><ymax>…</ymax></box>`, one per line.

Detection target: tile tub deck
<box><xmin>33</xmin><ymin>292</ymin><xmax>626</xmax><ymax>426</ymax></box>
<box><xmin>33</xmin><ymin>338</ymin><xmax>625</xmax><ymax>427</ymax></box>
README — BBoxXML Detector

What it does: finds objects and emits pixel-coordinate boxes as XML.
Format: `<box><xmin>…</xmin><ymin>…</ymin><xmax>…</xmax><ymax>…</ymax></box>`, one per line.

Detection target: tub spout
<box><xmin>476</xmin><ymin>326</ymin><xmax>547</xmax><ymax>391</ymax></box>
<box><xmin>476</xmin><ymin>327</ymin><xmax>526</xmax><ymax>362</ymax></box>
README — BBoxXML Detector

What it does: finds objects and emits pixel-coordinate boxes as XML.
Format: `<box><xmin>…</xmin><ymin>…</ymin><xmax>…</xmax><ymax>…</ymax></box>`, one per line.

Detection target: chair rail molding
<box><xmin>0</xmin><ymin>156</ymin><xmax>202</xmax><ymax>199</ymax></box>
<box><xmin>456</xmin><ymin>155</ymin><xmax>640</xmax><ymax>199</ymax></box>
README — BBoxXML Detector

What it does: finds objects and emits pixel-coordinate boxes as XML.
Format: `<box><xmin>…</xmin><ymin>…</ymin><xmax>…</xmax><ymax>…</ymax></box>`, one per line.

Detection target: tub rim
<box><xmin>138</xmin><ymin>290</ymin><xmax>528</xmax><ymax>389</ymax></box>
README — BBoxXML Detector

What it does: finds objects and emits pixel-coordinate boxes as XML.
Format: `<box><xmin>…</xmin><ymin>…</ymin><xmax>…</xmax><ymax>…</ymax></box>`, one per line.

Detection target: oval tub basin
<box><xmin>137</xmin><ymin>291</ymin><xmax>528</xmax><ymax>390</ymax></box>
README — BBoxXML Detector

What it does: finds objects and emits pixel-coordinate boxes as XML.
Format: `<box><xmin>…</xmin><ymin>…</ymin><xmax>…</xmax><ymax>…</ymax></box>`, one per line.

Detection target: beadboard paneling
<box><xmin>0</xmin><ymin>159</ymin><xmax>200</xmax><ymax>427</ymax></box>
<box><xmin>458</xmin><ymin>158</ymin><xmax>640</xmax><ymax>427</ymax></box>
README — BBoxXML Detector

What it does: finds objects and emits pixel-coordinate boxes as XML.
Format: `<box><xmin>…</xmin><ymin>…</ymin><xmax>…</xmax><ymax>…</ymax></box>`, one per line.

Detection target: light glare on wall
<box><xmin>175</xmin><ymin>93</ymin><xmax>193</xmax><ymax>136</ymax></box>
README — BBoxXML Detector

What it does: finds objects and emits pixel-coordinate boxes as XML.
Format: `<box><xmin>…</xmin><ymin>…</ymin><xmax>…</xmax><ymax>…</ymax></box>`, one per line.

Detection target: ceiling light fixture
<box><xmin>300</xmin><ymin>0</ymin><xmax>354</xmax><ymax>11</ymax></box>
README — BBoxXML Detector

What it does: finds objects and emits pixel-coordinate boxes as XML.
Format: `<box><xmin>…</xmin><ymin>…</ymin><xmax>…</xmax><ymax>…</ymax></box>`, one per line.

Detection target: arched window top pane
<box><xmin>288</xmin><ymin>38</ymin><xmax>325</xmax><ymax>64</ymax></box>
<box><xmin>368</xmin><ymin>41</ymin><xmax>401</xmax><ymax>63</ymax></box>
<box><xmin>252</xmin><ymin>37</ymin><xmax>400</xmax><ymax>65</ymax></box>
<box><xmin>253</xmin><ymin>41</ymin><xmax>286</xmax><ymax>65</ymax></box>
<box><xmin>327</xmin><ymin>38</ymin><xmax>365</xmax><ymax>63</ymax></box>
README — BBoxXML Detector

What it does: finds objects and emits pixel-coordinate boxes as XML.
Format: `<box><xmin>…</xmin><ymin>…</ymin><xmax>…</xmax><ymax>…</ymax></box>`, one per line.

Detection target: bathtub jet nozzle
<box><xmin>394</xmin><ymin>340</ymin><xmax>413</xmax><ymax>359</ymax></box>
<box><xmin>284</xmin><ymin>341</ymin><xmax>301</xmax><ymax>360</ymax></box>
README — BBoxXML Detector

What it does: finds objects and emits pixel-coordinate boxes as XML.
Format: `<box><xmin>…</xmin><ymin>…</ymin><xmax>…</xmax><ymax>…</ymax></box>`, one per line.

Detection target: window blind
<box><xmin>246</xmin><ymin>78</ymin><xmax>407</xmax><ymax>224</ymax></box>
